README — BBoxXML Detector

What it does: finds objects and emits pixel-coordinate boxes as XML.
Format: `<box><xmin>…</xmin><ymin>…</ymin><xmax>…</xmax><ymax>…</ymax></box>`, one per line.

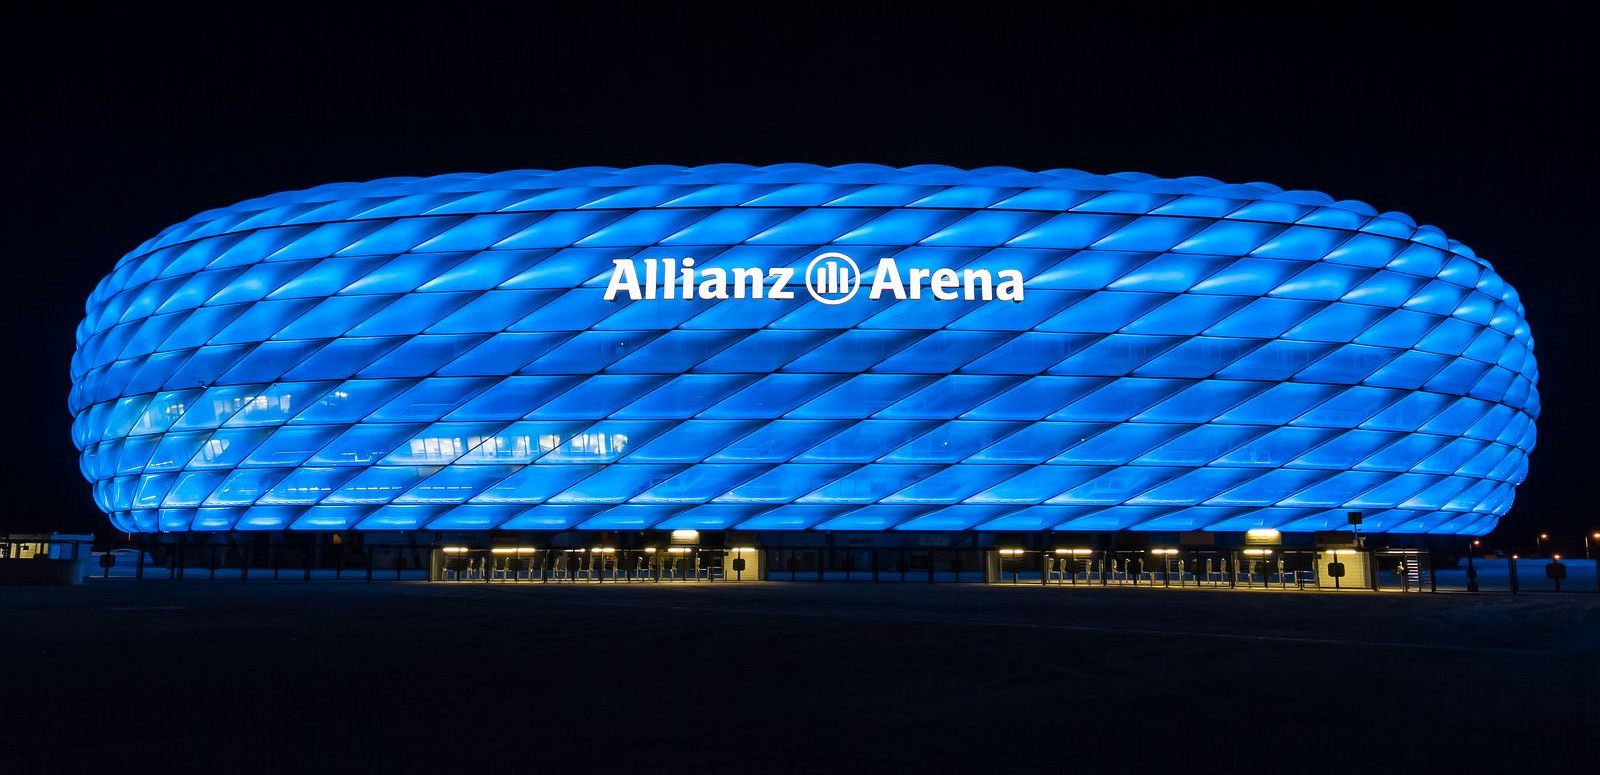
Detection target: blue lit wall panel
<box><xmin>70</xmin><ymin>165</ymin><xmax>1538</xmax><ymax>535</ymax></box>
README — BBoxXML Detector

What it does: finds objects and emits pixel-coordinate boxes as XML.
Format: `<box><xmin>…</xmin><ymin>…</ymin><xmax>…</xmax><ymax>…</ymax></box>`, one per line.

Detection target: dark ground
<box><xmin>2</xmin><ymin>582</ymin><xmax>1595</xmax><ymax>772</ymax></box>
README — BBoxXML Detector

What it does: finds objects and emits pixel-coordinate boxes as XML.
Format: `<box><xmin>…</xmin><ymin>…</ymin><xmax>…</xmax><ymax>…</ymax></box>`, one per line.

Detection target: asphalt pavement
<box><xmin>3</xmin><ymin>581</ymin><xmax>1595</xmax><ymax>771</ymax></box>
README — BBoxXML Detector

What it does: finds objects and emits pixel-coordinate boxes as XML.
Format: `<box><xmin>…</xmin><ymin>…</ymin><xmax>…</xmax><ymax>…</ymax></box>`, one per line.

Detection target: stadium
<box><xmin>67</xmin><ymin>164</ymin><xmax>1538</xmax><ymax>584</ymax></box>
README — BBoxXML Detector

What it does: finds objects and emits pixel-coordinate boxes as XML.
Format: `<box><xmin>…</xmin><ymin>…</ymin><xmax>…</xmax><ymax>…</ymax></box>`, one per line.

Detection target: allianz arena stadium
<box><xmin>68</xmin><ymin>164</ymin><xmax>1537</xmax><ymax>583</ymax></box>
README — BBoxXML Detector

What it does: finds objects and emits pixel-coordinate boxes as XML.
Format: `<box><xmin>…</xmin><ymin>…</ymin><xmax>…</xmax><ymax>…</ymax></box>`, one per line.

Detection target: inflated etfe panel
<box><xmin>69</xmin><ymin>165</ymin><xmax>1537</xmax><ymax>534</ymax></box>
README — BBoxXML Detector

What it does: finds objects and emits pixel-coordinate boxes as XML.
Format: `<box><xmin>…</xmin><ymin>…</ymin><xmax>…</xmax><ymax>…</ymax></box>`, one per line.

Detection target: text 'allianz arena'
<box><xmin>70</xmin><ymin>164</ymin><xmax>1537</xmax><ymax>536</ymax></box>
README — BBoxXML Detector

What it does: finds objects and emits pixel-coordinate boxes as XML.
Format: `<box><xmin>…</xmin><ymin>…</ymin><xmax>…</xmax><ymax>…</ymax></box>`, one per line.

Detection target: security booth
<box><xmin>0</xmin><ymin>533</ymin><xmax>92</xmax><ymax>585</ymax></box>
<box><xmin>725</xmin><ymin>545</ymin><xmax>761</xmax><ymax>581</ymax></box>
<box><xmin>1312</xmin><ymin>513</ymin><xmax>1378</xmax><ymax>591</ymax></box>
<box><xmin>1314</xmin><ymin>546</ymin><xmax>1374</xmax><ymax>590</ymax></box>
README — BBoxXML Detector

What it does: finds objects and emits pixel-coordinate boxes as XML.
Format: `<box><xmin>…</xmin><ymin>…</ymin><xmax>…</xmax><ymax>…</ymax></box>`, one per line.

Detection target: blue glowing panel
<box><xmin>71</xmin><ymin>165</ymin><xmax>1537</xmax><ymax>535</ymax></box>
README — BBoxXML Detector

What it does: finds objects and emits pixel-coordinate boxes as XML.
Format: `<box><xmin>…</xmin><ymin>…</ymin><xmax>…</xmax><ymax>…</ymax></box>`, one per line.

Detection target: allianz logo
<box><xmin>604</xmin><ymin>252</ymin><xmax>1026</xmax><ymax>305</ymax></box>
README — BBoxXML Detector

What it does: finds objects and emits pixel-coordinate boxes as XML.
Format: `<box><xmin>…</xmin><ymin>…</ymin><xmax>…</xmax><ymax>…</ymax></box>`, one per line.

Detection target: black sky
<box><xmin>2</xmin><ymin>5</ymin><xmax>1592</xmax><ymax>550</ymax></box>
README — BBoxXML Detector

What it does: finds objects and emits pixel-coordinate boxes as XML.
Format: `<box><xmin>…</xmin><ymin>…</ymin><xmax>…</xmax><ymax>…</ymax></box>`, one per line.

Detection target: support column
<box><xmin>983</xmin><ymin>550</ymin><xmax>1001</xmax><ymax>584</ymax></box>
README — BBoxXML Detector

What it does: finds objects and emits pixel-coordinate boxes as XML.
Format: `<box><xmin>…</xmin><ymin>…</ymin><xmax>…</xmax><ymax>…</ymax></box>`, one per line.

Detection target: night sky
<box><xmin>3</xmin><ymin>7</ymin><xmax>1591</xmax><ymax>550</ymax></box>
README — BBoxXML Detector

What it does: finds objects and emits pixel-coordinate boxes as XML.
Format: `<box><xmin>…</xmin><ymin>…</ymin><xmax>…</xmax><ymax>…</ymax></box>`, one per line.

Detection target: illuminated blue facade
<box><xmin>70</xmin><ymin>165</ymin><xmax>1537</xmax><ymax>536</ymax></box>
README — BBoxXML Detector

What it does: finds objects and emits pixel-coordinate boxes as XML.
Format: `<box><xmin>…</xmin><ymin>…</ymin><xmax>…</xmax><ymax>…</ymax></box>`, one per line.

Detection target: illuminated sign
<box><xmin>604</xmin><ymin>253</ymin><xmax>1025</xmax><ymax>304</ymax></box>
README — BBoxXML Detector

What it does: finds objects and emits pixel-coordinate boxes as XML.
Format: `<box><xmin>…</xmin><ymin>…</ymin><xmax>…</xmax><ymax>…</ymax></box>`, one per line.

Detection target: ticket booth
<box><xmin>1315</xmin><ymin>548</ymin><xmax>1374</xmax><ymax>590</ymax></box>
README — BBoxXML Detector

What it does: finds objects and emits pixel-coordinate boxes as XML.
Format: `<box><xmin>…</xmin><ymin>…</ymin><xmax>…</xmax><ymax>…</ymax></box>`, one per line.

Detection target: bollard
<box><xmin>1508</xmin><ymin>556</ymin><xmax>1519</xmax><ymax>595</ymax></box>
